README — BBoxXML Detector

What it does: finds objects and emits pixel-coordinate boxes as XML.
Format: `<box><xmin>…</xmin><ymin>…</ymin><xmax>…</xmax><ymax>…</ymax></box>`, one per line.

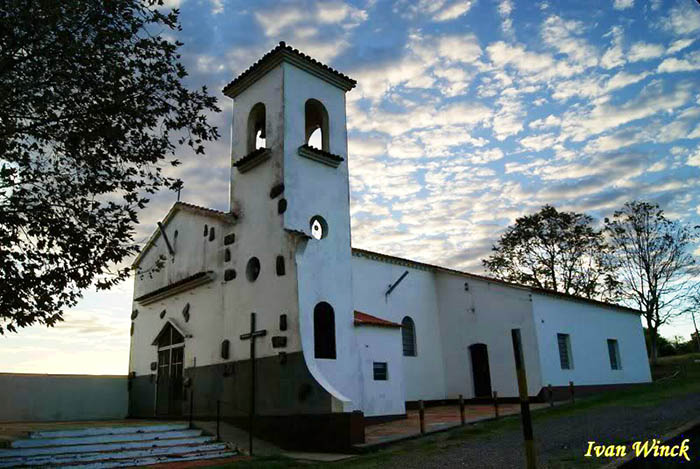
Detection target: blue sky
<box><xmin>2</xmin><ymin>0</ymin><xmax>699</xmax><ymax>374</ymax></box>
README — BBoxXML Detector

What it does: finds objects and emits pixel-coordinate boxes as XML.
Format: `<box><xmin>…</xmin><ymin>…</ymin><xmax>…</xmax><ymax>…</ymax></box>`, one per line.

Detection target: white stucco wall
<box><xmin>225</xmin><ymin>62</ymin><xmax>302</xmax><ymax>364</ymax></box>
<box><xmin>355</xmin><ymin>326</ymin><xmax>405</xmax><ymax>417</ymax></box>
<box><xmin>435</xmin><ymin>274</ymin><xmax>543</xmax><ymax>398</ymax></box>
<box><xmin>351</xmin><ymin>255</ymin><xmax>446</xmax><ymax>402</ymax></box>
<box><xmin>282</xmin><ymin>63</ymin><xmax>363</xmax><ymax>412</ymax></box>
<box><xmin>130</xmin><ymin>211</ymin><xmax>229</xmax><ymax>376</ymax></box>
<box><xmin>532</xmin><ymin>293</ymin><xmax>651</xmax><ymax>387</ymax></box>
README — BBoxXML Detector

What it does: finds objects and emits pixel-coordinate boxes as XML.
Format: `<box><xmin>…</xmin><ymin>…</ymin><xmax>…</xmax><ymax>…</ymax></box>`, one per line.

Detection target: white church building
<box><xmin>128</xmin><ymin>42</ymin><xmax>651</xmax><ymax>450</ymax></box>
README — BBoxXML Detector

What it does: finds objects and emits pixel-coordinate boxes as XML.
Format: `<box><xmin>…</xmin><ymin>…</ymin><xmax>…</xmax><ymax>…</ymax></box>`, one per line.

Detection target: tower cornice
<box><xmin>222</xmin><ymin>41</ymin><xmax>357</xmax><ymax>98</ymax></box>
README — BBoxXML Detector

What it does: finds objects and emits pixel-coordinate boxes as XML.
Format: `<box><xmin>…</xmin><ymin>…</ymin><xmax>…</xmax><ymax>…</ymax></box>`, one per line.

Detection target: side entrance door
<box><xmin>469</xmin><ymin>343</ymin><xmax>492</xmax><ymax>398</ymax></box>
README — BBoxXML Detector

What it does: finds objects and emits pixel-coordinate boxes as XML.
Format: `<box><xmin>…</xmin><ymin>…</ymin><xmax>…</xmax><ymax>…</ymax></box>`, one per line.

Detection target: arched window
<box><xmin>314</xmin><ymin>302</ymin><xmax>336</xmax><ymax>359</ymax></box>
<box><xmin>247</xmin><ymin>102</ymin><xmax>266</xmax><ymax>153</ymax></box>
<box><xmin>305</xmin><ymin>99</ymin><xmax>329</xmax><ymax>151</ymax></box>
<box><xmin>402</xmin><ymin>316</ymin><xmax>417</xmax><ymax>356</ymax></box>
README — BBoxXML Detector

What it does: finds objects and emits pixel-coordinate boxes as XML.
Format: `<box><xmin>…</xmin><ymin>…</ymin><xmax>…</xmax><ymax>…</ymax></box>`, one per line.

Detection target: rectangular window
<box><xmin>373</xmin><ymin>362</ymin><xmax>388</xmax><ymax>381</ymax></box>
<box><xmin>557</xmin><ymin>333</ymin><xmax>572</xmax><ymax>370</ymax></box>
<box><xmin>608</xmin><ymin>339</ymin><xmax>621</xmax><ymax>370</ymax></box>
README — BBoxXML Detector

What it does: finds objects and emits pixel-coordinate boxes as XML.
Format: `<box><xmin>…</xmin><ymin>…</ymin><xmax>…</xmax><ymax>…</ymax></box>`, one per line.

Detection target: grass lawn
<box><xmin>208</xmin><ymin>353</ymin><xmax>700</xmax><ymax>468</ymax></box>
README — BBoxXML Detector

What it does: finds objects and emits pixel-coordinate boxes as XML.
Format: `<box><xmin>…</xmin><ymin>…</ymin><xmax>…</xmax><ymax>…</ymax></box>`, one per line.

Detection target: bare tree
<box><xmin>604</xmin><ymin>201</ymin><xmax>698</xmax><ymax>363</ymax></box>
<box><xmin>683</xmin><ymin>285</ymin><xmax>700</xmax><ymax>353</ymax></box>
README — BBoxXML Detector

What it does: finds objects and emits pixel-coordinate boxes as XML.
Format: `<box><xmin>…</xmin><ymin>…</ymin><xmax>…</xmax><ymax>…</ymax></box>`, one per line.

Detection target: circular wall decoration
<box><xmin>310</xmin><ymin>215</ymin><xmax>328</xmax><ymax>240</ymax></box>
<box><xmin>246</xmin><ymin>257</ymin><xmax>261</xmax><ymax>282</ymax></box>
<box><xmin>160</xmin><ymin>310</ymin><xmax>166</xmax><ymax>319</ymax></box>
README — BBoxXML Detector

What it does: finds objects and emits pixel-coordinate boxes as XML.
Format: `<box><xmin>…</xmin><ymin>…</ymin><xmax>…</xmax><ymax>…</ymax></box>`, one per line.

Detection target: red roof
<box><xmin>354</xmin><ymin>311</ymin><xmax>401</xmax><ymax>328</ymax></box>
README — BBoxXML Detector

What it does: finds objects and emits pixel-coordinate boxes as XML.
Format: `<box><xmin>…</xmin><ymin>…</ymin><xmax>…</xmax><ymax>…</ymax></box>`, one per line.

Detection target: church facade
<box><xmin>127</xmin><ymin>43</ymin><xmax>651</xmax><ymax>450</ymax></box>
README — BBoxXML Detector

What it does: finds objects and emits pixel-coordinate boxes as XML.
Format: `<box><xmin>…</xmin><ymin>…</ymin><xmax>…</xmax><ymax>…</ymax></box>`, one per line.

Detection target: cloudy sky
<box><xmin>3</xmin><ymin>0</ymin><xmax>700</xmax><ymax>374</ymax></box>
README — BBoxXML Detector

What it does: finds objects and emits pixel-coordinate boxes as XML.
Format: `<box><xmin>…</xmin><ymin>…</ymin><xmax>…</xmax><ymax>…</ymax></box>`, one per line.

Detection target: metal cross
<box><xmin>239</xmin><ymin>312</ymin><xmax>267</xmax><ymax>456</ymax></box>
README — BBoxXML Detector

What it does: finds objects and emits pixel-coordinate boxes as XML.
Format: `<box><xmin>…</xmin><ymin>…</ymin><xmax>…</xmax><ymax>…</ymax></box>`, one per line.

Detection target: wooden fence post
<box><xmin>493</xmin><ymin>391</ymin><xmax>499</xmax><ymax>418</ymax></box>
<box><xmin>459</xmin><ymin>394</ymin><xmax>465</xmax><ymax>426</ymax></box>
<box><xmin>419</xmin><ymin>400</ymin><xmax>426</xmax><ymax>435</ymax></box>
<box><xmin>512</xmin><ymin>328</ymin><xmax>537</xmax><ymax>469</ymax></box>
<box><xmin>569</xmin><ymin>381</ymin><xmax>575</xmax><ymax>404</ymax></box>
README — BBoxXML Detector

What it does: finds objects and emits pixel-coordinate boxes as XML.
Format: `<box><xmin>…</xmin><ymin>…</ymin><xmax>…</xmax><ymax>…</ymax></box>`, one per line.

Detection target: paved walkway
<box><xmin>358</xmin><ymin>392</ymin><xmax>700</xmax><ymax>468</ymax></box>
<box><xmin>365</xmin><ymin>402</ymin><xmax>549</xmax><ymax>445</ymax></box>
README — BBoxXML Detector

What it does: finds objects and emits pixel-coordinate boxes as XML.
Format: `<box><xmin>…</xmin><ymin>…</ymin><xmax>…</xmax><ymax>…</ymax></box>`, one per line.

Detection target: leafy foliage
<box><xmin>605</xmin><ymin>201</ymin><xmax>698</xmax><ymax>362</ymax></box>
<box><xmin>0</xmin><ymin>0</ymin><xmax>219</xmax><ymax>333</ymax></box>
<box><xmin>483</xmin><ymin>205</ymin><xmax>618</xmax><ymax>301</ymax></box>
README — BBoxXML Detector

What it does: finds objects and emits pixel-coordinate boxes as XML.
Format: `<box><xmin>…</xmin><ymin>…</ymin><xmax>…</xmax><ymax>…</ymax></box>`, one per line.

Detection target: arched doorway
<box><xmin>154</xmin><ymin>322</ymin><xmax>185</xmax><ymax>416</ymax></box>
<box><xmin>469</xmin><ymin>343</ymin><xmax>492</xmax><ymax>398</ymax></box>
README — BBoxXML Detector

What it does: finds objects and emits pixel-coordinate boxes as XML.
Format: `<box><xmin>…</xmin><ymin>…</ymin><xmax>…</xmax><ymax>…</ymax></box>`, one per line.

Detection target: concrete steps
<box><xmin>0</xmin><ymin>423</ymin><xmax>236</xmax><ymax>468</ymax></box>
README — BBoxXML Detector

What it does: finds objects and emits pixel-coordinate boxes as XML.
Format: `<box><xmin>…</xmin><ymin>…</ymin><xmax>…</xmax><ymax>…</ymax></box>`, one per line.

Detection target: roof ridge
<box><xmin>351</xmin><ymin>247</ymin><xmax>640</xmax><ymax>315</ymax></box>
<box><xmin>174</xmin><ymin>201</ymin><xmax>232</xmax><ymax>217</ymax></box>
<box><xmin>222</xmin><ymin>41</ymin><xmax>357</xmax><ymax>97</ymax></box>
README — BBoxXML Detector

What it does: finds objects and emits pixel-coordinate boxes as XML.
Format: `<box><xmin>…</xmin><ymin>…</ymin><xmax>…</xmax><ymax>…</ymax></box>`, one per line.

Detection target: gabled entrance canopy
<box><xmin>152</xmin><ymin>319</ymin><xmax>191</xmax><ymax>346</ymax></box>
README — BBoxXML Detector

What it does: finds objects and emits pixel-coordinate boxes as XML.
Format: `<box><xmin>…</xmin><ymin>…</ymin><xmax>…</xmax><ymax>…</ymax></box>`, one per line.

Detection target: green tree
<box><xmin>604</xmin><ymin>201</ymin><xmax>698</xmax><ymax>363</ymax></box>
<box><xmin>0</xmin><ymin>0</ymin><xmax>219</xmax><ymax>333</ymax></box>
<box><xmin>483</xmin><ymin>205</ymin><xmax>618</xmax><ymax>301</ymax></box>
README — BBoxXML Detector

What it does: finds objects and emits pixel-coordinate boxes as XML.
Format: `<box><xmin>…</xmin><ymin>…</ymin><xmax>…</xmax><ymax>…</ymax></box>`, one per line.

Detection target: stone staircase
<box><xmin>0</xmin><ymin>423</ymin><xmax>236</xmax><ymax>468</ymax></box>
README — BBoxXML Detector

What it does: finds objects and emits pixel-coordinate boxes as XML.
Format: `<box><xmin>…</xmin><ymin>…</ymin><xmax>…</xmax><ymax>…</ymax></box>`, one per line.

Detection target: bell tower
<box><xmin>223</xmin><ymin>43</ymin><xmax>362</xmax><ymax>413</ymax></box>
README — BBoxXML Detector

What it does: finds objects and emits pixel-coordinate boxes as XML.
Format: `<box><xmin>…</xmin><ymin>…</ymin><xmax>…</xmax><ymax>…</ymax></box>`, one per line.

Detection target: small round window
<box><xmin>246</xmin><ymin>257</ymin><xmax>261</xmax><ymax>282</ymax></box>
<box><xmin>310</xmin><ymin>216</ymin><xmax>328</xmax><ymax>240</ymax></box>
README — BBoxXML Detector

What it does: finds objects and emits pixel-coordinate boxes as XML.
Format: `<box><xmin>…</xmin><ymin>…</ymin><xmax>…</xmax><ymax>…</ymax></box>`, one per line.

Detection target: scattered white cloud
<box><xmin>688</xmin><ymin>146</ymin><xmax>700</xmax><ymax>167</ymax></box>
<box><xmin>436</xmin><ymin>34</ymin><xmax>482</xmax><ymax>63</ymax></box>
<box><xmin>613</xmin><ymin>0</ymin><xmax>634</xmax><ymax>10</ymax></box>
<box><xmin>657</xmin><ymin>50</ymin><xmax>700</xmax><ymax>73</ymax></box>
<box><xmin>541</xmin><ymin>15</ymin><xmax>599</xmax><ymax>68</ymax></box>
<box><xmin>519</xmin><ymin>133</ymin><xmax>558</xmax><ymax>152</ymax></box>
<box><xmin>498</xmin><ymin>0</ymin><xmax>514</xmax><ymax>39</ymax></box>
<box><xmin>252</xmin><ymin>1</ymin><xmax>367</xmax><ymax>62</ymax></box>
<box><xmin>664</xmin><ymin>2</ymin><xmax>700</xmax><ymax>36</ymax></box>
<box><xmin>470</xmin><ymin>147</ymin><xmax>505</xmax><ymax>164</ymax></box>
<box><xmin>400</xmin><ymin>0</ymin><xmax>475</xmax><ymax>22</ymax></box>
<box><xmin>628</xmin><ymin>42</ymin><xmax>664</xmax><ymax>62</ymax></box>
<box><xmin>210</xmin><ymin>0</ymin><xmax>223</xmax><ymax>14</ymax></box>
<box><xmin>529</xmin><ymin>115</ymin><xmax>561</xmax><ymax>130</ymax></box>
<box><xmin>601</xmin><ymin>26</ymin><xmax>625</xmax><ymax>69</ymax></box>
<box><xmin>561</xmin><ymin>79</ymin><xmax>694</xmax><ymax>141</ymax></box>
<box><xmin>667</xmin><ymin>38</ymin><xmax>695</xmax><ymax>55</ymax></box>
<box><xmin>431</xmin><ymin>0</ymin><xmax>475</xmax><ymax>21</ymax></box>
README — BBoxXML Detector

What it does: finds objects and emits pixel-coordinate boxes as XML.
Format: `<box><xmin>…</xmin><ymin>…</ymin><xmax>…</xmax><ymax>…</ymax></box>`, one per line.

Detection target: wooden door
<box><xmin>469</xmin><ymin>343</ymin><xmax>492</xmax><ymax>398</ymax></box>
<box><xmin>155</xmin><ymin>323</ymin><xmax>185</xmax><ymax>416</ymax></box>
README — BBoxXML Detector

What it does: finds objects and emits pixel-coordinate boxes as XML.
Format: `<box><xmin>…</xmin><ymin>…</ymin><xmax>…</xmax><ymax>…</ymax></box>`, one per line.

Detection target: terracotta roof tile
<box><xmin>354</xmin><ymin>311</ymin><xmax>402</xmax><ymax>328</ymax></box>
<box><xmin>174</xmin><ymin>201</ymin><xmax>237</xmax><ymax>221</ymax></box>
<box><xmin>223</xmin><ymin>41</ymin><xmax>356</xmax><ymax>97</ymax></box>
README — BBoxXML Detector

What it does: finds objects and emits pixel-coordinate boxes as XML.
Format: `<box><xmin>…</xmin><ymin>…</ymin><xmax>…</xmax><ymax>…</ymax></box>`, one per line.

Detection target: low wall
<box><xmin>0</xmin><ymin>373</ymin><xmax>128</xmax><ymax>422</ymax></box>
